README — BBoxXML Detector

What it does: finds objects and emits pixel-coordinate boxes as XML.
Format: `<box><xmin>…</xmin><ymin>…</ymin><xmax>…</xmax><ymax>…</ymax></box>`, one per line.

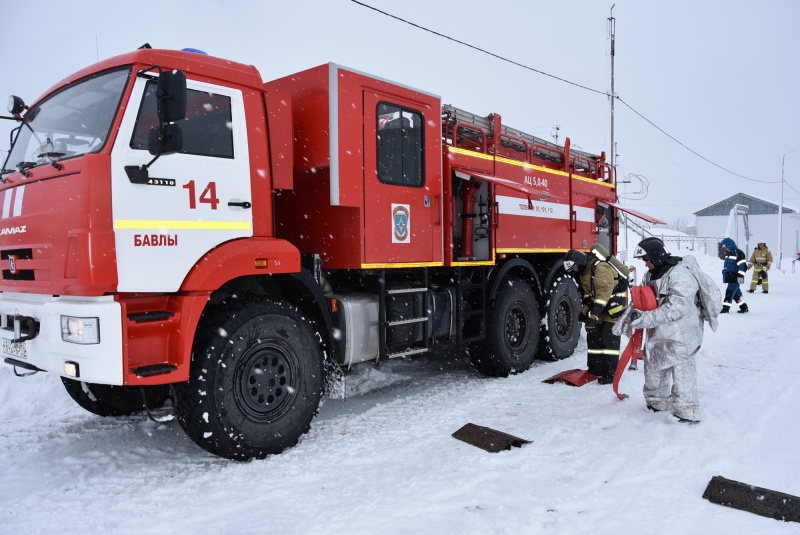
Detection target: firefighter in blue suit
<box><xmin>718</xmin><ymin>237</ymin><xmax>749</xmax><ymax>313</ymax></box>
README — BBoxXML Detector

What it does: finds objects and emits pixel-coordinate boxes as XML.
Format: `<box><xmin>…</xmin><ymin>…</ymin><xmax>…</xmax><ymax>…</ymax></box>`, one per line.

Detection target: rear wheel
<box><xmin>176</xmin><ymin>297</ymin><xmax>324</xmax><ymax>460</ymax></box>
<box><xmin>471</xmin><ymin>277</ymin><xmax>540</xmax><ymax>377</ymax></box>
<box><xmin>538</xmin><ymin>275</ymin><xmax>581</xmax><ymax>360</ymax></box>
<box><xmin>61</xmin><ymin>378</ymin><xmax>170</xmax><ymax>417</ymax></box>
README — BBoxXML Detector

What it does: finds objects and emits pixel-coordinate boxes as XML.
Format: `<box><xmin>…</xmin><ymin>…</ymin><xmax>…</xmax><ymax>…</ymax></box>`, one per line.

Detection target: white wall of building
<box><xmin>695</xmin><ymin>212</ymin><xmax>800</xmax><ymax>268</ymax></box>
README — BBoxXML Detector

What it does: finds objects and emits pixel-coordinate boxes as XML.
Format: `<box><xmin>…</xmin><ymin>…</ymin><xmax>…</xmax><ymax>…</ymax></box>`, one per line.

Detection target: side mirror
<box><xmin>148</xmin><ymin>123</ymin><xmax>183</xmax><ymax>156</ymax></box>
<box><xmin>156</xmin><ymin>70</ymin><xmax>186</xmax><ymax>123</ymax></box>
<box><xmin>126</xmin><ymin>68</ymin><xmax>186</xmax><ymax>184</ymax></box>
<box><xmin>7</xmin><ymin>95</ymin><xmax>26</xmax><ymax>115</ymax></box>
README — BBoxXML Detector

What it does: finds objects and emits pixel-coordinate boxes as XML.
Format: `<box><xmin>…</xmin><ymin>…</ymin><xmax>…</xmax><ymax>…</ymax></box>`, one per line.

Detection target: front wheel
<box><xmin>471</xmin><ymin>277</ymin><xmax>540</xmax><ymax>377</ymax></box>
<box><xmin>61</xmin><ymin>378</ymin><xmax>170</xmax><ymax>417</ymax></box>
<box><xmin>176</xmin><ymin>297</ymin><xmax>325</xmax><ymax>460</ymax></box>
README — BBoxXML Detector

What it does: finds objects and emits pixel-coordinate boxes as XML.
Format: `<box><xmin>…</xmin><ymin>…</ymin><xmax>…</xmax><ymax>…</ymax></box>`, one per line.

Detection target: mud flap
<box><xmin>703</xmin><ymin>475</ymin><xmax>800</xmax><ymax>523</ymax></box>
<box><xmin>542</xmin><ymin>369</ymin><xmax>598</xmax><ymax>386</ymax></box>
<box><xmin>451</xmin><ymin>423</ymin><xmax>531</xmax><ymax>453</ymax></box>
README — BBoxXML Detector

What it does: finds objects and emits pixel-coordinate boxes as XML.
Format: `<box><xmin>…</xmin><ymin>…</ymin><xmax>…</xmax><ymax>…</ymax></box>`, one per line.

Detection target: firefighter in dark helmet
<box><xmin>563</xmin><ymin>249</ymin><xmax>627</xmax><ymax>384</ymax></box>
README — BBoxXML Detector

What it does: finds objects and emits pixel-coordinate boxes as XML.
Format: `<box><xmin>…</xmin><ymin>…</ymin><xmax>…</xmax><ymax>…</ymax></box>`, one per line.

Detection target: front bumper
<box><xmin>0</xmin><ymin>292</ymin><xmax>124</xmax><ymax>385</ymax></box>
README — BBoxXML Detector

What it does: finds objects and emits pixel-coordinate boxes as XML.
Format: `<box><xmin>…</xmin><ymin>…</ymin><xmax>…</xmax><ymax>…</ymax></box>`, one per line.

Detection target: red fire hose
<box><xmin>613</xmin><ymin>285</ymin><xmax>657</xmax><ymax>400</ymax></box>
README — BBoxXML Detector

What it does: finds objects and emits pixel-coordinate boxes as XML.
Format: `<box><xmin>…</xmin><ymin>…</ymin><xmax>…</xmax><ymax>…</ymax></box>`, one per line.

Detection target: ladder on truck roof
<box><xmin>441</xmin><ymin>104</ymin><xmax>604</xmax><ymax>175</ymax></box>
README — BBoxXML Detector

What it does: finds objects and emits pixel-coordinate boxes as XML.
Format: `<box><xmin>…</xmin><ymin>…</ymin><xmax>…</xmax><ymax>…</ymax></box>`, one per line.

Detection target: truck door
<box><xmin>111</xmin><ymin>77</ymin><xmax>253</xmax><ymax>292</ymax></box>
<box><xmin>362</xmin><ymin>94</ymin><xmax>438</xmax><ymax>264</ymax></box>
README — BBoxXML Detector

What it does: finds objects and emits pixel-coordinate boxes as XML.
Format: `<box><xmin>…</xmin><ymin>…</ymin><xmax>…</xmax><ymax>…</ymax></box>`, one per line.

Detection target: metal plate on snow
<box><xmin>702</xmin><ymin>475</ymin><xmax>800</xmax><ymax>523</ymax></box>
<box><xmin>451</xmin><ymin>423</ymin><xmax>531</xmax><ymax>453</ymax></box>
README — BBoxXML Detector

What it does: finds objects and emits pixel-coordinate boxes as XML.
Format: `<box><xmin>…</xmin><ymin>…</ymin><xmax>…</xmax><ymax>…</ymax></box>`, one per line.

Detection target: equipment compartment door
<box><xmin>363</xmin><ymin>93</ymin><xmax>439</xmax><ymax>264</ymax></box>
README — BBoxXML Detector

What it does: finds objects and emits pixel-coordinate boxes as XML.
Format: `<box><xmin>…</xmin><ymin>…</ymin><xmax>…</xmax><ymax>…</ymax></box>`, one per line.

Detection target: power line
<box><xmin>349</xmin><ymin>1</ymin><xmax>606</xmax><ymax>97</ymax></box>
<box><xmin>350</xmin><ymin>0</ymin><xmax>778</xmax><ymax>185</ymax></box>
<box><xmin>615</xmin><ymin>96</ymin><xmax>776</xmax><ymax>184</ymax></box>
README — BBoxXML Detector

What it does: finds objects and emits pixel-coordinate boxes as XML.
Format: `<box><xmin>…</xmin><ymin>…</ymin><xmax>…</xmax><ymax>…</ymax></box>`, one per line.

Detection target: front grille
<box><xmin>1</xmin><ymin>248</ymin><xmax>34</xmax><ymax>281</ymax></box>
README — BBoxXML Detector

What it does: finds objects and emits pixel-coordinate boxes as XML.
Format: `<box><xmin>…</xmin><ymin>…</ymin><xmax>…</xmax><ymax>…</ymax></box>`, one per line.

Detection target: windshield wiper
<box><xmin>37</xmin><ymin>151</ymin><xmax>66</xmax><ymax>170</ymax></box>
<box><xmin>14</xmin><ymin>161</ymin><xmax>36</xmax><ymax>177</ymax></box>
<box><xmin>38</xmin><ymin>152</ymin><xmax>66</xmax><ymax>159</ymax></box>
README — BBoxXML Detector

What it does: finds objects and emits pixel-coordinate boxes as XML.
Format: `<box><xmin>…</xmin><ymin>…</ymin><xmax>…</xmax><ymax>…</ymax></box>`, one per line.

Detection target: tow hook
<box><xmin>0</xmin><ymin>313</ymin><xmax>40</xmax><ymax>343</ymax></box>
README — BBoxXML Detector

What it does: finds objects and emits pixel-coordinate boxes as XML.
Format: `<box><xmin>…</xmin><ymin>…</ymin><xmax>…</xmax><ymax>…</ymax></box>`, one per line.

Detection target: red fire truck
<box><xmin>0</xmin><ymin>47</ymin><xmax>657</xmax><ymax>459</ymax></box>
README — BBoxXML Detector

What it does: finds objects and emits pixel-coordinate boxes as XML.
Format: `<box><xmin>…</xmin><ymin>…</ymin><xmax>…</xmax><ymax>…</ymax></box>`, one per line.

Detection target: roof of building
<box><xmin>694</xmin><ymin>193</ymin><xmax>797</xmax><ymax>216</ymax></box>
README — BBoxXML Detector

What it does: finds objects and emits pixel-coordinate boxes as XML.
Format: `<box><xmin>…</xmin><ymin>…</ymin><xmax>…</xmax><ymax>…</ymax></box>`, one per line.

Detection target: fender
<box><xmin>488</xmin><ymin>257</ymin><xmax>542</xmax><ymax>300</ymax></box>
<box><xmin>179</xmin><ymin>237</ymin><xmax>301</xmax><ymax>292</ymax></box>
<box><xmin>288</xmin><ymin>258</ymin><xmax>339</xmax><ymax>364</ymax></box>
<box><xmin>540</xmin><ymin>256</ymin><xmax>568</xmax><ymax>296</ymax></box>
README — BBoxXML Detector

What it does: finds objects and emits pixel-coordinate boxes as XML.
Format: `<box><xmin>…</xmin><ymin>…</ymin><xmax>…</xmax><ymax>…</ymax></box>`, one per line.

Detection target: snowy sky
<box><xmin>1</xmin><ymin>0</ymin><xmax>798</xmax><ymax>223</ymax></box>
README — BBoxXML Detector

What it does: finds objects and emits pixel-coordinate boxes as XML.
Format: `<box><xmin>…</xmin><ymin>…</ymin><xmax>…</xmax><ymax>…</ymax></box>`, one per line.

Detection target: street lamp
<box><xmin>772</xmin><ymin>149</ymin><xmax>795</xmax><ymax>270</ymax></box>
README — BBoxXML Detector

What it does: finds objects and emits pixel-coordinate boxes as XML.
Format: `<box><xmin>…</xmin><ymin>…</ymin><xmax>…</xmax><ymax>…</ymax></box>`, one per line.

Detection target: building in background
<box><xmin>694</xmin><ymin>193</ymin><xmax>800</xmax><ymax>268</ymax></box>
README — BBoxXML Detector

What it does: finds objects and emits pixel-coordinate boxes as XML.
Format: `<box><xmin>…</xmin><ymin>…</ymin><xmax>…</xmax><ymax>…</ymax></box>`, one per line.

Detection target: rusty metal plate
<box><xmin>451</xmin><ymin>423</ymin><xmax>531</xmax><ymax>453</ymax></box>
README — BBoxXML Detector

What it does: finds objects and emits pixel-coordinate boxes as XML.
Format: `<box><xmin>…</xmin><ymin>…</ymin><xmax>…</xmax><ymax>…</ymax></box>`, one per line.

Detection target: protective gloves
<box><xmin>629</xmin><ymin>311</ymin><xmax>646</xmax><ymax>330</ymax></box>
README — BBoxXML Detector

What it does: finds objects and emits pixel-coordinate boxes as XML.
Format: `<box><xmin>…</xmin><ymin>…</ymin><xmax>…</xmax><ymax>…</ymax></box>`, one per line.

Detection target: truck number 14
<box><xmin>183</xmin><ymin>180</ymin><xmax>220</xmax><ymax>210</ymax></box>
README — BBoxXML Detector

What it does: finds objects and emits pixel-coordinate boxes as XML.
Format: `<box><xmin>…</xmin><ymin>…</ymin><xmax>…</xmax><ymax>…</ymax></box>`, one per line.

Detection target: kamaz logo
<box><xmin>0</xmin><ymin>226</ymin><xmax>26</xmax><ymax>235</ymax></box>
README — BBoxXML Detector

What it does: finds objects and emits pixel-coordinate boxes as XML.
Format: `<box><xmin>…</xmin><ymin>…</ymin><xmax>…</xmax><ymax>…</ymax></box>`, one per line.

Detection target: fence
<box><xmin>620</xmin><ymin>213</ymin><xmax>721</xmax><ymax>256</ymax></box>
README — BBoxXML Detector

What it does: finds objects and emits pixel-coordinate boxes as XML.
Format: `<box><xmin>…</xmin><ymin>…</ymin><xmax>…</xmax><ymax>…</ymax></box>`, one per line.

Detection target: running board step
<box><xmin>387</xmin><ymin>317</ymin><xmax>428</xmax><ymax>327</ymax></box>
<box><xmin>127</xmin><ymin>311</ymin><xmax>175</xmax><ymax>323</ymax></box>
<box><xmin>386</xmin><ymin>347</ymin><xmax>430</xmax><ymax>359</ymax></box>
<box><xmin>130</xmin><ymin>363</ymin><xmax>178</xmax><ymax>377</ymax></box>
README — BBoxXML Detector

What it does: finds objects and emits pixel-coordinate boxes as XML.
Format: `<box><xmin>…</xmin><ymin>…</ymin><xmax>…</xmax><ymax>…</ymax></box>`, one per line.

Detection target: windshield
<box><xmin>2</xmin><ymin>67</ymin><xmax>130</xmax><ymax>175</ymax></box>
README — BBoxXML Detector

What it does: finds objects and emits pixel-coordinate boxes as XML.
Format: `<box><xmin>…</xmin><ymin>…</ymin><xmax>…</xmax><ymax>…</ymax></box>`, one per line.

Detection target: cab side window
<box><xmin>131</xmin><ymin>83</ymin><xmax>234</xmax><ymax>158</ymax></box>
<box><xmin>377</xmin><ymin>102</ymin><xmax>424</xmax><ymax>187</ymax></box>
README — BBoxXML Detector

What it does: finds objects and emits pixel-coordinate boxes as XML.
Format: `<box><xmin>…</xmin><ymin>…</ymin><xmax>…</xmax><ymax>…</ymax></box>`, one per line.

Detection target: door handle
<box><xmin>228</xmin><ymin>201</ymin><xmax>252</xmax><ymax>209</ymax></box>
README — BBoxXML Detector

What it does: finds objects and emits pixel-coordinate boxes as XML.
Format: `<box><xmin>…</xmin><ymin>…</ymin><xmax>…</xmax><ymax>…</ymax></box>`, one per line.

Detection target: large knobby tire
<box><xmin>61</xmin><ymin>378</ymin><xmax>171</xmax><ymax>417</ymax></box>
<box><xmin>175</xmin><ymin>297</ymin><xmax>324</xmax><ymax>461</ymax></box>
<box><xmin>471</xmin><ymin>277</ymin><xmax>540</xmax><ymax>377</ymax></box>
<box><xmin>538</xmin><ymin>275</ymin><xmax>582</xmax><ymax>361</ymax></box>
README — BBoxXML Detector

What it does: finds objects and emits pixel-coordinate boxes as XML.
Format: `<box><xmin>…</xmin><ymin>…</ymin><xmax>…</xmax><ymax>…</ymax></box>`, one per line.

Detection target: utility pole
<box><xmin>608</xmin><ymin>5</ymin><xmax>616</xmax><ymax>169</ymax></box>
<box><xmin>774</xmin><ymin>149</ymin><xmax>795</xmax><ymax>270</ymax></box>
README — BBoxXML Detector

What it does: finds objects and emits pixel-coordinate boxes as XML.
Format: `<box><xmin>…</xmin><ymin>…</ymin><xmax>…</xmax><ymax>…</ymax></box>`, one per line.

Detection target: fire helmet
<box><xmin>633</xmin><ymin>237</ymin><xmax>672</xmax><ymax>266</ymax></box>
<box><xmin>718</xmin><ymin>237</ymin><xmax>737</xmax><ymax>259</ymax></box>
<box><xmin>563</xmin><ymin>249</ymin><xmax>589</xmax><ymax>271</ymax></box>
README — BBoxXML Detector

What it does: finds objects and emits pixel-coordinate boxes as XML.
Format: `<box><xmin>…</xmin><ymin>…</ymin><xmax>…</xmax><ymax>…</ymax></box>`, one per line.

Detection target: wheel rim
<box><xmin>504</xmin><ymin>303</ymin><xmax>528</xmax><ymax>351</ymax></box>
<box><xmin>553</xmin><ymin>298</ymin><xmax>573</xmax><ymax>340</ymax></box>
<box><xmin>234</xmin><ymin>340</ymin><xmax>300</xmax><ymax>422</ymax></box>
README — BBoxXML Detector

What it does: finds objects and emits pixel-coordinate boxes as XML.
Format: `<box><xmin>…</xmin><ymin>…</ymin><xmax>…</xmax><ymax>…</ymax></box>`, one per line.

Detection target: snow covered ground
<box><xmin>2</xmin><ymin>251</ymin><xmax>799</xmax><ymax>535</ymax></box>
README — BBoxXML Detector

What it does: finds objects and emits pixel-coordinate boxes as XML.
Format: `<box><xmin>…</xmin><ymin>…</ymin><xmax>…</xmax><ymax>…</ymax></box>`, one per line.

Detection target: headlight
<box><xmin>60</xmin><ymin>316</ymin><xmax>100</xmax><ymax>344</ymax></box>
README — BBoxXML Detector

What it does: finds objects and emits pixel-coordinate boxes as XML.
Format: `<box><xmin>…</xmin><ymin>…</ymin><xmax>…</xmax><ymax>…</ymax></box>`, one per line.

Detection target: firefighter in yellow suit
<box><xmin>564</xmin><ymin>250</ymin><xmax>627</xmax><ymax>384</ymax></box>
<box><xmin>747</xmin><ymin>242</ymin><xmax>773</xmax><ymax>293</ymax></box>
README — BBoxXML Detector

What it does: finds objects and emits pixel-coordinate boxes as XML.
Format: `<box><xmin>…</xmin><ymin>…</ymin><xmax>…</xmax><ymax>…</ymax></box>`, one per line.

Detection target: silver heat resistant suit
<box><xmin>614</xmin><ymin>256</ymin><xmax>711</xmax><ymax>422</ymax></box>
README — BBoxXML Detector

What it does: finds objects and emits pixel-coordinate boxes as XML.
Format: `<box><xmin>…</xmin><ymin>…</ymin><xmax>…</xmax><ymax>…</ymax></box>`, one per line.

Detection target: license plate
<box><xmin>2</xmin><ymin>339</ymin><xmax>26</xmax><ymax>359</ymax></box>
